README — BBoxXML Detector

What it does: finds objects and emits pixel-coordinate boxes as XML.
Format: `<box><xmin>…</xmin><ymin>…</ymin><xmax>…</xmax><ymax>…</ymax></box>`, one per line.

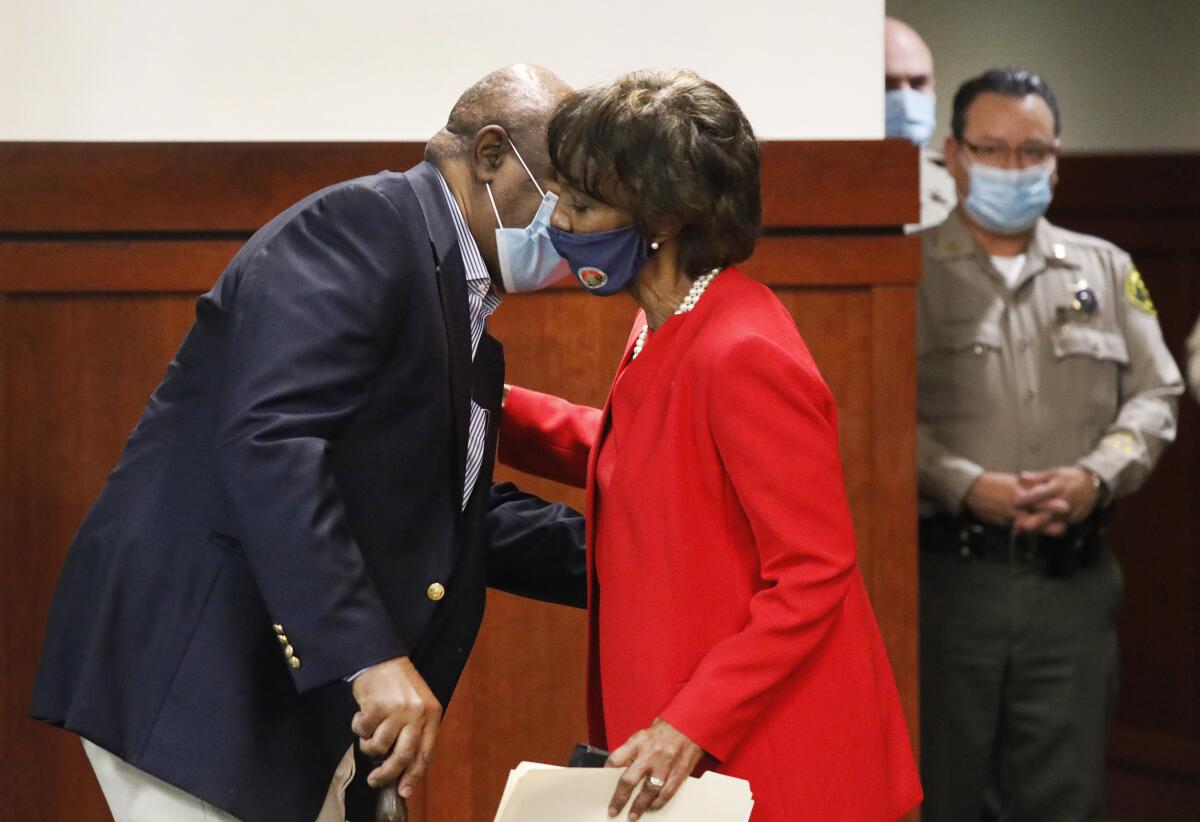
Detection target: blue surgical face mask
<box><xmin>546</xmin><ymin>222</ymin><xmax>653</xmax><ymax>296</ymax></box>
<box><xmin>487</xmin><ymin>141</ymin><xmax>569</xmax><ymax>293</ymax></box>
<box><xmin>963</xmin><ymin>159</ymin><xmax>1055</xmax><ymax>235</ymax></box>
<box><xmin>885</xmin><ymin>89</ymin><xmax>936</xmax><ymax>147</ymax></box>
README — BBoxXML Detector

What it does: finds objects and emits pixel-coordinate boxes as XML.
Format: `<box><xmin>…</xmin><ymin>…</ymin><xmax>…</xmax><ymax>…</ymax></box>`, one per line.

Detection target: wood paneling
<box><xmin>0</xmin><ymin>143</ymin><xmax>427</xmax><ymax>232</ymax></box>
<box><xmin>0</xmin><ymin>141</ymin><xmax>921</xmax><ymax>822</ymax></box>
<box><xmin>0</xmin><ymin>141</ymin><xmax>918</xmax><ymax>232</ymax></box>
<box><xmin>0</xmin><ymin>294</ymin><xmax>202</xmax><ymax>819</ymax></box>
<box><xmin>758</xmin><ymin>139</ymin><xmax>920</xmax><ymax>227</ymax></box>
<box><xmin>0</xmin><ymin>240</ymin><xmax>246</xmax><ymax>293</ymax></box>
<box><xmin>1049</xmin><ymin>154</ymin><xmax>1200</xmax><ymax>811</ymax></box>
<box><xmin>868</xmin><ymin>286</ymin><xmax>920</xmax><ymax>735</ymax></box>
<box><xmin>1050</xmin><ymin>154</ymin><xmax>1200</xmax><ymax>215</ymax></box>
<box><xmin>0</xmin><ymin>234</ymin><xmax>919</xmax><ymax>294</ymax></box>
<box><xmin>744</xmin><ymin>234</ymin><xmax>921</xmax><ymax>286</ymax></box>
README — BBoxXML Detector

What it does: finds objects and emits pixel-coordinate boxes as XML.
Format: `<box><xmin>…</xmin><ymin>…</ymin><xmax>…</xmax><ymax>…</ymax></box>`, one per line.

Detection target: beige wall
<box><xmin>887</xmin><ymin>0</ymin><xmax>1200</xmax><ymax>152</ymax></box>
<box><xmin>1</xmin><ymin>0</ymin><xmax>883</xmax><ymax>141</ymax></box>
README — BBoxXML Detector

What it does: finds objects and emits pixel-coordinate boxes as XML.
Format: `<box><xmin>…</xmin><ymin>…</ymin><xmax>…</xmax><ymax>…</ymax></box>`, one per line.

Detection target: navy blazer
<box><xmin>30</xmin><ymin>162</ymin><xmax>586</xmax><ymax>821</ymax></box>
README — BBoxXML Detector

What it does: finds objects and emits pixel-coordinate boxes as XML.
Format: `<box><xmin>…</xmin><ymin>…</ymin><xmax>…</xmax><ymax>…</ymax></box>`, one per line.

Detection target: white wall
<box><xmin>0</xmin><ymin>0</ymin><xmax>882</xmax><ymax>141</ymax></box>
<box><xmin>887</xmin><ymin>0</ymin><xmax>1200</xmax><ymax>152</ymax></box>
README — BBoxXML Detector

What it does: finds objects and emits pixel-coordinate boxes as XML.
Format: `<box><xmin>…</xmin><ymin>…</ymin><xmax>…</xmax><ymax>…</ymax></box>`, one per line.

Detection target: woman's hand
<box><xmin>606</xmin><ymin>718</ymin><xmax>704</xmax><ymax>820</ymax></box>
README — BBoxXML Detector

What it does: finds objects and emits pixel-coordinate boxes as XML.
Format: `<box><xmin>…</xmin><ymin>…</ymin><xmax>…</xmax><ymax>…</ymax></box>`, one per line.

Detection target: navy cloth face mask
<box><xmin>547</xmin><ymin>223</ymin><xmax>652</xmax><ymax>296</ymax></box>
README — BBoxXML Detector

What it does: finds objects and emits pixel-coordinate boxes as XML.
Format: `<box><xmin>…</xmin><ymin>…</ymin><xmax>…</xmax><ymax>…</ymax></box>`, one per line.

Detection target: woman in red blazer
<box><xmin>501</xmin><ymin>70</ymin><xmax>922</xmax><ymax>822</ymax></box>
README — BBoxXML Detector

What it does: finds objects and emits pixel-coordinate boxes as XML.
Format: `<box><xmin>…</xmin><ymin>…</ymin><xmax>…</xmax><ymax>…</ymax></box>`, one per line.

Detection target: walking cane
<box><xmin>364</xmin><ymin>733</ymin><xmax>411</xmax><ymax>821</ymax></box>
<box><xmin>375</xmin><ymin>786</ymin><xmax>408</xmax><ymax>822</ymax></box>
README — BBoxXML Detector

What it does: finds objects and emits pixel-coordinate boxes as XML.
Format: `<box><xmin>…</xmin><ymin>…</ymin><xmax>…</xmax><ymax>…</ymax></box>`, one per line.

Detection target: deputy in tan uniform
<box><xmin>884</xmin><ymin>16</ymin><xmax>956</xmax><ymax>231</ymax></box>
<box><xmin>917</xmin><ymin>68</ymin><xmax>1182</xmax><ymax>822</ymax></box>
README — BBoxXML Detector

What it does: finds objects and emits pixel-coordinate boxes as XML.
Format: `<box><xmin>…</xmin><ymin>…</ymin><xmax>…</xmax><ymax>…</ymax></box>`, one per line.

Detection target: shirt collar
<box><xmin>433</xmin><ymin>169</ymin><xmax>498</xmax><ymax>297</ymax></box>
<box><xmin>929</xmin><ymin>206</ymin><xmax>1079</xmax><ymax>272</ymax></box>
<box><xmin>1030</xmin><ymin>217</ymin><xmax>1081</xmax><ymax>271</ymax></box>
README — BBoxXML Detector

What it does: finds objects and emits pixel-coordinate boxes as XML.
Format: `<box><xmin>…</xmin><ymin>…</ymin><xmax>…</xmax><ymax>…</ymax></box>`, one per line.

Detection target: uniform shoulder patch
<box><xmin>1125</xmin><ymin>267</ymin><xmax>1157</xmax><ymax>315</ymax></box>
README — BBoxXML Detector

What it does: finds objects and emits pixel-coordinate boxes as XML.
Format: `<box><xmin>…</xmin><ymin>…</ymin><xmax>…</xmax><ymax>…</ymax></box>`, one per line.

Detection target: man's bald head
<box><xmin>425</xmin><ymin>65</ymin><xmax>572</xmax><ymax>288</ymax></box>
<box><xmin>426</xmin><ymin>64</ymin><xmax>571</xmax><ymax>175</ymax></box>
<box><xmin>885</xmin><ymin>16</ymin><xmax>934</xmax><ymax>93</ymax></box>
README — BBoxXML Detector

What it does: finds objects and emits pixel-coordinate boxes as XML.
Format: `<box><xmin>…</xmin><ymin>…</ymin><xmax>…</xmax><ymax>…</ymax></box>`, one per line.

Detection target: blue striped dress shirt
<box><xmin>435</xmin><ymin>170</ymin><xmax>502</xmax><ymax>510</ymax></box>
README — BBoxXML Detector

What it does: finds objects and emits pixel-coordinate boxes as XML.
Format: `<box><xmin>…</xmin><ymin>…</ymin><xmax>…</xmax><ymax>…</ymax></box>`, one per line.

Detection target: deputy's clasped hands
<box><xmin>964</xmin><ymin>466</ymin><xmax>1100</xmax><ymax>535</ymax></box>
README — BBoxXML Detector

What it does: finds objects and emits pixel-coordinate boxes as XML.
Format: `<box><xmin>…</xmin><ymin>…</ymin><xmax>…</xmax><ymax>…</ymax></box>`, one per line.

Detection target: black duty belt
<box><xmin>919</xmin><ymin>512</ymin><xmax>1107</xmax><ymax>578</ymax></box>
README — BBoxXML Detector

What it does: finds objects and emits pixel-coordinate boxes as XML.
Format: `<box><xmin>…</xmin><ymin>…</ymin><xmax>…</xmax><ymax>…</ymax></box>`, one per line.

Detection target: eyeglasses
<box><xmin>961</xmin><ymin>139</ymin><xmax>1056</xmax><ymax>167</ymax></box>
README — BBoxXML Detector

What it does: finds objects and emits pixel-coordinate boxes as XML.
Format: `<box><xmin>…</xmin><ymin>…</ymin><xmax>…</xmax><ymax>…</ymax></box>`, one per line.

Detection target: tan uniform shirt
<box><xmin>917</xmin><ymin>207</ymin><xmax>1183</xmax><ymax>515</ymax></box>
<box><xmin>907</xmin><ymin>148</ymin><xmax>957</xmax><ymax>234</ymax></box>
<box><xmin>1187</xmin><ymin>316</ymin><xmax>1200</xmax><ymax>403</ymax></box>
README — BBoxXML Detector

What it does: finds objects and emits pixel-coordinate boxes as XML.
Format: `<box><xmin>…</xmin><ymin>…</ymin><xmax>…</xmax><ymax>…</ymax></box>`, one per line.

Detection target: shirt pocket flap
<box><xmin>1051</xmin><ymin>327</ymin><xmax>1130</xmax><ymax>365</ymax></box>
<box><xmin>922</xmin><ymin>322</ymin><xmax>1004</xmax><ymax>356</ymax></box>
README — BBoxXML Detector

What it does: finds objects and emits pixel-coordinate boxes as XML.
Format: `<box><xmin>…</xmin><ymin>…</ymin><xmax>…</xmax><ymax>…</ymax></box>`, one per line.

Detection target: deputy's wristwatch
<box><xmin>1083</xmin><ymin>467</ymin><xmax>1111</xmax><ymax>507</ymax></box>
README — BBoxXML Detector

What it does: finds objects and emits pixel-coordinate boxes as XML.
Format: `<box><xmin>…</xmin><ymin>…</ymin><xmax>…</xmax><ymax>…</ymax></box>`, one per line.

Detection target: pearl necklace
<box><xmin>631</xmin><ymin>268</ymin><xmax>721</xmax><ymax>360</ymax></box>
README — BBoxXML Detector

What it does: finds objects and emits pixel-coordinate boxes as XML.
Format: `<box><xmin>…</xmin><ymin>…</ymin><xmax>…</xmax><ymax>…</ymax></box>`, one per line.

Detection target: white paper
<box><xmin>493</xmin><ymin>763</ymin><xmax>753</xmax><ymax>822</ymax></box>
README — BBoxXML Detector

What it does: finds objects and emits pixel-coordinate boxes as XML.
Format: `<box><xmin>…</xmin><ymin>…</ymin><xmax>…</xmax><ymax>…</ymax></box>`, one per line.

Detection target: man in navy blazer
<box><xmin>30</xmin><ymin>65</ymin><xmax>586</xmax><ymax>822</ymax></box>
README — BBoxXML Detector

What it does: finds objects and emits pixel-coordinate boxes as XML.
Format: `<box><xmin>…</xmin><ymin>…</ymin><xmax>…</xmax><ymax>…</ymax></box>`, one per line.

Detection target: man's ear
<box><xmin>471</xmin><ymin>125</ymin><xmax>509</xmax><ymax>184</ymax></box>
<box><xmin>944</xmin><ymin>136</ymin><xmax>972</xmax><ymax>200</ymax></box>
<box><xmin>943</xmin><ymin>135</ymin><xmax>960</xmax><ymax>176</ymax></box>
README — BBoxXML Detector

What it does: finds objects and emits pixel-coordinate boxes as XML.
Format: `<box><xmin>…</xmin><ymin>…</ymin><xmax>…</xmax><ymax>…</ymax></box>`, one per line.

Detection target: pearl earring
<box><xmin>650</xmin><ymin>241</ymin><xmax>660</xmax><ymax>251</ymax></box>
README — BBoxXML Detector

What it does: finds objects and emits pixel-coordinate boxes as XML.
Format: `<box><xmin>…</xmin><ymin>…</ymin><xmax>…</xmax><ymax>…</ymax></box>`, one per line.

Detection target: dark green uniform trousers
<box><xmin>920</xmin><ymin>547</ymin><xmax>1122</xmax><ymax>821</ymax></box>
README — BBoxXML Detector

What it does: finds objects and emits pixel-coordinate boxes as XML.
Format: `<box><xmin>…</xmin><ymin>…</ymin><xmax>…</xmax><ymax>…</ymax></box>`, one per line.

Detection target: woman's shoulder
<box><xmin>708</xmin><ymin>266</ymin><xmax>777</xmax><ymax>304</ymax></box>
<box><xmin>689</xmin><ymin>268</ymin><xmax>837</xmax><ymax>417</ymax></box>
<box><xmin>695</xmin><ymin>268</ymin><xmax>817</xmax><ymax>365</ymax></box>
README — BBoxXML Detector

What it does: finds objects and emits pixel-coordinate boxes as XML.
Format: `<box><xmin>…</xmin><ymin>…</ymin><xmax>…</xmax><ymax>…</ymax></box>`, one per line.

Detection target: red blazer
<box><xmin>500</xmin><ymin>269</ymin><xmax>921</xmax><ymax>821</ymax></box>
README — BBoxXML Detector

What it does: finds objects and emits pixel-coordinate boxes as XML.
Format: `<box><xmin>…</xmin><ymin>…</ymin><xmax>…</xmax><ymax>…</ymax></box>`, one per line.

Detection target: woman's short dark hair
<box><xmin>548</xmin><ymin>69</ymin><xmax>761</xmax><ymax>278</ymax></box>
<box><xmin>951</xmin><ymin>68</ymin><xmax>1061</xmax><ymax>140</ymax></box>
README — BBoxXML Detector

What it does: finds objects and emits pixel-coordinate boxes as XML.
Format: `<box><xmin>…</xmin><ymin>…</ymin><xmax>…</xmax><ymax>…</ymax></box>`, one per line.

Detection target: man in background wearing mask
<box><xmin>29</xmin><ymin>64</ymin><xmax>586</xmax><ymax>822</ymax></box>
<box><xmin>885</xmin><ymin>16</ymin><xmax>955</xmax><ymax>231</ymax></box>
<box><xmin>916</xmin><ymin>68</ymin><xmax>1182</xmax><ymax>821</ymax></box>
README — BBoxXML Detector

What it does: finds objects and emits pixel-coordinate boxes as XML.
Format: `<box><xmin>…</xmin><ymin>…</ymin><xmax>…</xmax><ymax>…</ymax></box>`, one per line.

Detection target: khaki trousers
<box><xmin>84</xmin><ymin>739</ymin><xmax>357</xmax><ymax>822</ymax></box>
